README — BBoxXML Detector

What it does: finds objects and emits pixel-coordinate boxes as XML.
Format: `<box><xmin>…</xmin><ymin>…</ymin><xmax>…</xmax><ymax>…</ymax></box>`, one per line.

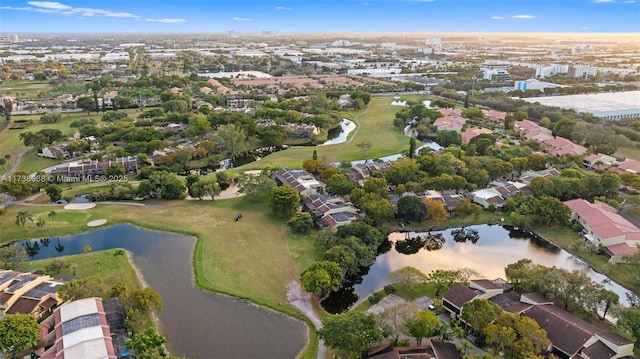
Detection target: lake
<box><xmin>321</xmin><ymin>119</ymin><xmax>356</xmax><ymax>146</ymax></box>
<box><xmin>322</xmin><ymin>224</ymin><xmax>634</xmax><ymax>312</ymax></box>
<box><xmin>16</xmin><ymin>224</ymin><xmax>307</xmax><ymax>359</ymax></box>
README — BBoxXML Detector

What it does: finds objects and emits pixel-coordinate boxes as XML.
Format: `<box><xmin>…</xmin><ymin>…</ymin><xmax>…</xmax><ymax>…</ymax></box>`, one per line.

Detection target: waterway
<box><xmin>16</xmin><ymin>224</ymin><xmax>307</xmax><ymax>359</ymax></box>
<box><xmin>320</xmin><ymin>119</ymin><xmax>356</xmax><ymax>146</ymax></box>
<box><xmin>322</xmin><ymin>224</ymin><xmax>634</xmax><ymax>313</ymax></box>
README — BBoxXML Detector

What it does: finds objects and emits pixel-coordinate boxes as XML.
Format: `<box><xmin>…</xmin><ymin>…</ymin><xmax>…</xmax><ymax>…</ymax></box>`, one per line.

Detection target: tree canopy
<box><xmin>319</xmin><ymin>311</ymin><xmax>383</xmax><ymax>355</ymax></box>
<box><xmin>0</xmin><ymin>314</ymin><xmax>40</xmax><ymax>359</ymax></box>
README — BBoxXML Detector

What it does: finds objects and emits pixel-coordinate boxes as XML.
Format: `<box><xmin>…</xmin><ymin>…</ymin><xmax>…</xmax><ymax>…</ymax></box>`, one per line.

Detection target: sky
<box><xmin>0</xmin><ymin>0</ymin><xmax>639</xmax><ymax>33</ymax></box>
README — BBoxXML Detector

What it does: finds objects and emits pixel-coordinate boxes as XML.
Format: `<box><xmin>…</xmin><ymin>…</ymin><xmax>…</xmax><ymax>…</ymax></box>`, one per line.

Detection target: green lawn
<box><xmin>25</xmin><ymin>249</ymin><xmax>142</xmax><ymax>291</ymax></box>
<box><xmin>0</xmin><ymin>80</ymin><xmax>53</xmax><ymax>99</ymax></box>
<box><xmin>615</xmin><ymin>146</ymin><xmax>640</xmax><ymax>162</ymax></box>
<box><xmin>236</xmin><ymin>96</ymin><xmax>425</xmax><ymax>170</ymax></box>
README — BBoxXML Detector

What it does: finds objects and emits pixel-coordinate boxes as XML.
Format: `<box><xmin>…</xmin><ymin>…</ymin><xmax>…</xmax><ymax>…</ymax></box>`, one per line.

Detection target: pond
<box><xmin>322</xmin><ymin>224</ymin><xmax>635</xmax><ymax>313</ymax></box>
<box><xmin>15</xmin><ymin>224</ymin><xmax>307</xmax><ymax>359</ymax></box>
<box><xmin>320</xmin><ymin>119</ymin><xmax>356</xmax><ymax>146</ymax></box>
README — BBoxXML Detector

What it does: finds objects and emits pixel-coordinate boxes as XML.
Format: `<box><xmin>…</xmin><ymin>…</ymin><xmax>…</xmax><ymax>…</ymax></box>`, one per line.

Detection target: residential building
<box><xmin>272</xmin><ymin>168</ymin><xmax>325</xmax><ymax>197</ymax></box>
<box><xmin>38</xmin><ymin>297</ymin><xmax>130</xmax><ymax>359</ymax></box>
<box><xmin>443</xmin><ymin>280</ymin><xmax>635</xmax><ymax>359</ymax></box>
<box><xmin>513</xmin><ymin>119</ymin><xmax>551</xmax><ymax>136</ymax></box>
<box><xmin>542</xmin><ymin>136</ymin><xmax>587</xmax><ymax>156</ymax></box>
<box><xmin>433</xmin><ymin>116</ymin><xmax>466</xmax><ymax>133</ymax></box>
<box><xmin>583</xmin><ymin>153</ymin><xmax>617</xmax><ymax>170</ymax></box>
<box><xmin>461</xmin><ymin>127</ymin><xmax>492</xmax><ymax>144</ymax></box>
<box><xmin>0</xmin><ymin>270</ymin><xmax>62</xmax><ymax>318</ymax></box>
<box><xmin>564</xmin><ymin>198</ymin><xmax>639</xmax><ymax>262</ymax></box>
<box><xmin>519</xmin><ymin>168</ymin><xmax>561</xmax><ymax>185</ymax></box>
<box><xmin>468</xmin><ymin>182</ymin><xmax>530</xmax><ymax>209</ymax></box>
<box><xmin>38</xmin><ymin>145</ymin><xmax>69</xmax><ymax>160</ymax></box>
<box><xmin>437</xmin><ymin>108</ymin><xmax>463</xmax><ymax>117</ymax></box>
<box><xmin>483</xmin><ymin>69</ymin><xmax>512</xmax><ymax>82</ymax></box>
<box><xmin>482</xmin><ymin>109</ymin><xmax>506</xmax><ymax>124</ymax></box>
<box><xmin>614</xmin><ymin>158</ymin><xmax>640</xmax><ymax>174</ymax></box>
<box><xmin>344</xmin><ymin>162</ymin><xmax>392</xmax><ymax>186</ymax></box>
<box><xmin>49</xmin><ymin>156</ymin><xmax>138</xmax><ymax>178</ymax></box>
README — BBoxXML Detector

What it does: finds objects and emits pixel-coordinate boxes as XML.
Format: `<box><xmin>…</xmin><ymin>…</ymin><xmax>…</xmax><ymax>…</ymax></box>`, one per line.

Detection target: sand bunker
<box><xmin>87</xmin><ymin>219</ymin><xmax>107</xmax><ymax>227</ymax></box>
<box><xmin>64</xmin><ymin>203</ymin><xmax>96</xmax><ymax>210</ymax></box>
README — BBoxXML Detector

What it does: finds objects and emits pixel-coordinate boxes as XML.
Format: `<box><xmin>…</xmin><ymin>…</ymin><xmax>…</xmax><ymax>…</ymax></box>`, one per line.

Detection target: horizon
<box><xmin>0</xmin><ymin>0</ymin><xmax>639</xmax><ymax>34</ymax></box>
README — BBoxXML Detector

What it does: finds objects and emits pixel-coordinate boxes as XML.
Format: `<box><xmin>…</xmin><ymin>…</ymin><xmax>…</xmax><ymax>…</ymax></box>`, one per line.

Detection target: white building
<box><xmin>522</xmin><ymin>91</ymin><xmax>640</xmax><ymax>120</ymax></box>
<box><xmin>514</xmin><ymin>79</ymin><xmax>562</xmax><ymax>91</ymax></box>
<box><xmin>535</xmin><ymin>64</ymin><xmax>569</xmax><ymax>78</ymax></box>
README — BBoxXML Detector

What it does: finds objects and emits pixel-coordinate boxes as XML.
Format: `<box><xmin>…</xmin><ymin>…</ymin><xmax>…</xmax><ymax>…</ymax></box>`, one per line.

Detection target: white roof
<box><xmin>473</xmin><ymin>188</ymin><xmax>501</xmax><ymax>199</ymax></box>
<box><xmin>59</xmin><ymin>297</ymin><xmax>99</xmax><ymax>323</ymax></box>
<box><xmin>62</xmin><ymin>326</ymin><xmax>105</xmax><ymax>349</ymax></box>
<box><xmin>63</xmin><ymin>336</ymin><xmax>111</xmax><ymax>359</ymax></box>
<box><xmin>522</xmin><ymin>90</ymin><xmax>640</xmax><ymax>115</ymax></box>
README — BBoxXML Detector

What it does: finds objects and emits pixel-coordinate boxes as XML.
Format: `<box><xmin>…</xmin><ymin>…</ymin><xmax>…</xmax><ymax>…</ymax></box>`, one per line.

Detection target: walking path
<box><xmin>286</xmin><ymin>281</ymin><xmax>327</xmax><ymax>359</ymax></box>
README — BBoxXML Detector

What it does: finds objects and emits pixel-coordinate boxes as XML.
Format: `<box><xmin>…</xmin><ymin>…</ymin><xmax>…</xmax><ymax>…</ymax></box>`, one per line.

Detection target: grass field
<box><xmin>0</xmin><ymin>80</ymin><xmax>54</xmax><ymax>98</ymax></box>
<box><xmin>237</xmin><ymin>96</ymin><xmax>426</xmax><ymax>170</ymax></box>
<box><xmin>25</xmin><ymin>249</ymin><xmax>142</xmax><ymax>291</ymax></box>
<box><xmin>0</xmin><ymin>198</ymin><xmax>317</xmax><ymax>303</ymax></box>
<box><xmin>615</xmin><ymin>146</ymin><xmax>640</xmax><ymax>162</ymax></box>
<box><xmin>0</xmin><ymin>108</ymin><xmax>142</xmax><ymax>175</ymax></box>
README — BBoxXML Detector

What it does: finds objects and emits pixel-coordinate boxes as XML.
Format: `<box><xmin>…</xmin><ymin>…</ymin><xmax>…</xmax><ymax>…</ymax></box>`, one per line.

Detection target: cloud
<box><xmin>275</xmin><ymin>6</ymin><xmax>292</xmax><ymax>10</ymax></box>
<box><xmin>624</xmin><ymin>0</ymin><xmax>635</xmax><ymax>3</ymax></box>
<box><xmin>1</xmin><ymin>1</ymin><xmax>185</xmax><ymax>23</ymax></box>
<box><xmin>592</xmin><ymin>0</ymin><xmax>615</xmax><ymax>2</ymax></box>
<box><xmin>145</xmin><ymin>18</ymin><xmax>186</xmax><ymax>24</ymax></box>
<box><xmin>491</xmin><ymin>16</ymin><xmax>504</xmax><ymax>20</ymax></box>
<box><xmin>512</xmin><ymin>14</ymin><xmax>536</xmax><ymax>19</ymax></box>
<box><xmin>232</xmin><ymin>16</ymin><xmax>251</xmax><ymax>21</ymax></box>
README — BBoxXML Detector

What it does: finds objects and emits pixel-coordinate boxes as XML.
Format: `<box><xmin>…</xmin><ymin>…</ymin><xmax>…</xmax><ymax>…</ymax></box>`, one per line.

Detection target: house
<box><xmin>272</xmin><ymin>168</ymin><xmax>325</xmax><ymax>197</ymax></box>
<box><xmin>482</xmin><ymin>109</ymin><xmax>507</xmax><ymax>124</ymax></box>
<box><xmin>541</xmin><ymin>136</ymin><xmax>587</xmax><ymax>156</ymax></box>
<box><xmin>614</xmin><ymin>158</ymin><xmax>640</xmax><ymax>174</ymax></box>
<box><xmin>319</xmin><ymin>211</ymin><xmax>361</xmax><ymax>230</ymax></box>
<box><xmin>303</xmin><ymin>194</ymin><xmax>358</xmax><ymax>218</ymax></box>
<box><xmin>284</xmin><ymin>123</ymin><xmax>320</xmax><ymax>137</ymax></box>
<box><xmin>437</xmin><ymin>108</ymin><xmax>463</xmax><ymax>117</ymax></box>
<box><xmin>443</xmin><ymin>281</ymin><xmax>635</xmax><ymax>359</ymax></box>
<box><xmin>102</xmin><ymin>91</ymin><xmax>118</xmax><ymax>107</ymax></box>
<box><xmin>461</xmin><ymin>126</ymin><xmax>492</xmax><ymax>144</ymax></box>
<box><xmin>365</xmin><ymin>340</ymin><xmax>462</xmax><ymax>359</ymax></box>
<box><xmin>513</xmin><ymin>119</ymin><xmax>551</xmax><ymax>136</ymax></box>
<box><xmin>0</xmin><ymin>270</ymin><xmax>62</xmax><ymax>318</ymax></box>
<box><xmin>39</xmin><ymin>145</ymin><xmax>68</xmax><ymax>159</ymax></box>
<box><xmin>433</xmin><ymin>116</ymin><xmax>466</xmax><ymax>133</ymax></box>
<box><xmin>564</xmin><ymin>198</ymin><xmax>639</xmax><ymax>262</ymax></box>
<box><xmin>199</xmin><ymin>86</ymin><xmax>214</xmax><ymax>95</ymax></box>
<box><xmin>344</xmin><ymin>162</ymin><xmax>392</xmax><ymax>185</ymax></box>
<box><xmin>519</xmin><ymin>168</ymin><xmax>562</xmax><ymax>185</ymax></box>
<box><xmin>583</xmin><ymin>153</ymin><xmax>617</xmax><ymax>170</ymax></box>
<box><xmin>38</xmin><ymin>297</ymin><xmax>130</xmax><ymax>359</ymax></box>
<box><xmin>49</xmin><ymin>156</ymin><xmax>138</xmax><ymax>179</ymax></box>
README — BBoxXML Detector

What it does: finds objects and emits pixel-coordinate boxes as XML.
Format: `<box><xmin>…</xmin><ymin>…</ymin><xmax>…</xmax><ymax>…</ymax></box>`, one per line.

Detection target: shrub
<box><xmin>383</xmin><ymin>284</ymin><xmax>396</xmax><ymax>294</ymax></box>
<box><xmin>368</xmin><ymin>291</ymin><xmax>385</xmax><ymax>304</ymax></box>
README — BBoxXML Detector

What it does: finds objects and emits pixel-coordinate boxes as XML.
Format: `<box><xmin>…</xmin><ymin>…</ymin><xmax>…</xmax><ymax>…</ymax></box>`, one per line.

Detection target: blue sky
<box><xmin>0</xmin><ymin>0</ymin><xmax>638</xmax><ymax>33</ymax></box>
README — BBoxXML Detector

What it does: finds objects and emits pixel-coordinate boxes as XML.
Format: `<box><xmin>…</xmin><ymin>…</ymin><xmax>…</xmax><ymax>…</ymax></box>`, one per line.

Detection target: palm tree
<box><xmin>69</xmin><ymin>263</ymin><xmax>77</xmax><ymax>276</ymax></box>
<box><xmin>356</xmin><ymin>141</ymin><xmax>373</xmax><ymax>163</ymax></box>
<box><xmin>36</xmin><ymin>216</ymin><xmax>46</xmax><ymax>230</ymax></box>
<box><xmin>113</xmin><ymin>249</ymin><xmax>126</xmax><ymax>258</ymax></box>
<box><xmin>83</xmin><ymin>245</ymin><xmax>92</xmax><ymax>254</ymax></box>
<box><xmin>15</xmin><ymin>210</ymin><xmax>34</xmax><ymax>230</ymax></box>
<box><xmin>48</xmin><ymin>210</ymin><xmax>57</xmax><ymax>226</ymax></box>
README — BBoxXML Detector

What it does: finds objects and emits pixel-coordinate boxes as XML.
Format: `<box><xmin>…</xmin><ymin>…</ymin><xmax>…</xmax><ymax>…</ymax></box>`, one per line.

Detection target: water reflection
<box><xmin>323</xmin><ymin>224</ymin><xmax>633</xmax><ymax>313</ymax></box>
<box><xmin>321</xmin><ymin>119</ymin><xmax>356</xmax><ymax>146</ymax></box>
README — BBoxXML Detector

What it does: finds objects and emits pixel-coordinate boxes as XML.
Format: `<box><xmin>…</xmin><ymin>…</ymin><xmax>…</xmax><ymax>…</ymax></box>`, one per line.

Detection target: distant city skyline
<box><xmin>0</xmin><ymin>0</ymin><xmax>639</xmax><ymax>34</ymax></box>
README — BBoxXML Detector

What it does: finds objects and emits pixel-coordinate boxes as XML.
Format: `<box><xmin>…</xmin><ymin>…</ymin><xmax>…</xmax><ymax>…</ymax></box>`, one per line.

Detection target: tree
<box><xmin>453</xmin><ymin>198</ymin><xmax>482</xmax><ymax>218</ymax></box>
<box><xmin>215</xmin><ymin>123</ymin><xmax>247</xmax><ymax>161</ymax></box>
<box><xmin>618</xmin><ymin>307</ymin><xmax>640</xmax><ymax>348</ymax></box>
<box><xmin>45</xmin><ymin>184</ymin><xmax>62</xmax><ymax>202</ymax></box>
<box><xmin>126</xmin><ymin>327</ymin><xmax>168</xmax><ymax>359</ymax></box>
<box><xmin>531</xmin><ymin>196</ymin><xmax>569</xmax><ymax>226</ymax></box>
<box><xmin>288</xmin><ymin>212</ymin><xmax>314</xmax><ymax>233</ymax></box>
<box><xmin>0</xmin><ymin>244</ymin><xmax>27</xmax><ymax>269</ymax></box>
<box><xmin>407</xmin><ymin>310</ymin><xmax>441</xmax><ymax>345</ymax></box>
<box><xmin>84</xmin><ymin>244</ymin><xmax>92</xmax><ymax>254</ymax></box>
<box><xmin>302</xmin><ymin>159</ymin><xmax>324</xmax><ymax>176</ymax></box>
<box><xmin>76</xmin><ymin>96</ymin><xmax>96</xmax><ymax>115</ymax></box>
<box><xmin>356</xmin><ymin>141</ymin><xmax>373</xmax><ymax>162</ymax></box>
<box><xmin>0</xmin><ymin>314</ymin><xmax>40</xmax><ymax>359</ymax></box>
<box><xmin>114</xmin><ymin>248</ymin><xmax>126</xmax><ymax>258</ymax></box>
<box><xmin>44</xmin><ymin>259</ymin><xmax>67</xmax><ymax>275</ymax></box>
<box><xmin>0</xmin><ymin>97</ymin><xmax>13</xmax><ymax>122</ymax></box>
<box><xmin>362</xmin><ymin>177</ymin><xmax>389</xmax><ymax>199</ymax></box>
<box><xmin>428</xmin><ymin>269</ymin><xmax>467</xmax><ymax>296</ymax></box>
<box><xmin>237</xmin><ymin>173</ymin><xmax>275</xmax><ymax>202</ymax></box>
<box><xmin>136</xmin><ymin>171</ymin><xmax>186</xmax><ymax>199</ymax></box>
<box><xmin>319</xmin><ymin>311</ymin><xmax>383</xmax><ymax>355</ymax></box>
<box><xmin>14</xmin><ymin>210</ymin><xmax>34</xmax><ymax>229</ymax></box>
<box><xmin>409</xmin><ymin>137</ymin><xmax>418</xmax><ymax>159</ymax></box>
<box><xmin>326</xmin><ymin>174</ymin><xmax>355</xmax><ymax>196</ymax></box>
<box><xmin>105</xmin><ymin>163</ymin><xmax>125</xmax><ymax>177</ymax></box>
<box><xmin>270</xmin><ymin>185</ymin><xmax>300</xmax><ymax>219</ymax></box>
<box><xmin>596</xmin><ymin>289</ymin><xmax>619</xmax><ymax>320</ymax></box>
<box><xmin>300</xmin><ymin>260</ymin><xmax>343</xmax><ymax>296</ymax></box>
<box><xmin>324</xmin><ymin>245</ymin><xmax>359</xmax><ymax>275</ymax></box>
<box><xmin>387</xmin><ymin>266</ymin><xmax>429</xmax><ymax>284</ymax></box>
<box><xmin>397</xmin><ymin>195</ymin><xmax>427</xmax><ymax>222</ymax></box>
<box><xmin>36</xmin><ymin>216</ymin><xmax>46</xmax><ymax>230</ymax></box>
<box><xmin>48</xmin><ymin>210</ymin><xmax>57</xmax><ymax>223</ymax></box>
<box><xmin>424</xmin><ymin>198</ymin><xmax>448</xmax><ymax>223</ymax></box>
<box><xmin>460</xmin><ymin>299</ymin><xmax>503</xmax><ymax>339</ymax></box>
<box><xmin>376</xmin><ymin>303</ymin><xmax>420</xmax><ymax>344</ymax></box>
<box><xmin>437</xmin><ymin>130</ymin><xmax>462</xmax><ymax>147</ymax></box>
<box><xmin>58</xmin><ymin>278</ymin><xmax>108</xmax><ymax>301</ymax></box>
<box><xmin>359</xmin><ymin>194</ymin><xmax>395</xmax><ymax>223</ymax></box>
<box><xmin>484</xmin><ymin>313</ymin><xmax>548</xmax><ymax>359</ymax></box>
